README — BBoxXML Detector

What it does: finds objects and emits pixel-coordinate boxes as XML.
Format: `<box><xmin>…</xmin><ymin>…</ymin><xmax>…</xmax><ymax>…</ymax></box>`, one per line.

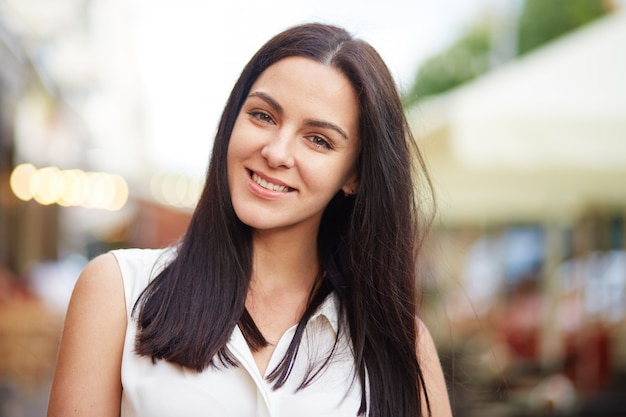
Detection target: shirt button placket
<box><xmin>256</xmin><ymin>387</ymin><xmax>273</xmax><ymax>417</ymax></box>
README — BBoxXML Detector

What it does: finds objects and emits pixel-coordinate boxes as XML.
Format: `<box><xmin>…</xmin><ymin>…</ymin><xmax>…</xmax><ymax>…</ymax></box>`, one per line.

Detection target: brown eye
<box><xmin>248</xmin><ymin>111</ymin><xmax>274</xmax><ymax>124</ymax></box>
<box><xmin>308</xmin><ymin>135</ymin><xmax>332</xmax><ymax>150</ymax></box>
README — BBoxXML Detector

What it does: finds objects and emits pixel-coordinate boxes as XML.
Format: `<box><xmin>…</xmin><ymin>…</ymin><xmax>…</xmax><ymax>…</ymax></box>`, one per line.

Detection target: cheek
<box><xmin>304</xmin><ymin>164</ymin><xmax>348</xmax><ymax>198</ymax></box>
<box><xmin>226</xmin><ymin>134</ymin><xmax>245</xmax><ymax>188</ymax></box>
<box><xmin>227</xmin><ymin>127</ymin><xmax>249</xmax><ymax>167</ymax></box>
<box><xmin>228</xmin><ymin>120</ymin><xmax>262</xmax><ymax>159</ymax></box>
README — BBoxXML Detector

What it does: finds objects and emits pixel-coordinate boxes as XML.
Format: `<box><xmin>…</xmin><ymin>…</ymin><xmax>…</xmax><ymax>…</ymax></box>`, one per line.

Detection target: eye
<box><xmin>248</xmin><ymin>111</ymin><xmax>274</xmax><ymax>124</ymax></box>
<box><xmin>307</xmin><ymin>135</ymin><xmax>332</xmax><ymax>150</ymax></box>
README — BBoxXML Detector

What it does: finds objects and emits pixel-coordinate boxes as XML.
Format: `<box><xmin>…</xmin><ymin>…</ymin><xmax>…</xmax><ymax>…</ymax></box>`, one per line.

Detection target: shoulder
<box><xmin>72</xmin><ymin>253</ymin><xmax>124</xmax><ymax>306</ymax></box>
<box><xmin>63</xmin><ymin>252</ymin><xmax>127</xmax><ymax>337</ymax></box>
<box><xmin>47</xmin><ymin>253</ymin><xmax>127</xmax><ymax>416</ymax></box>
<box><xmin>415</xmin><ymin>318</ymin><xmax>439</xmax><ymax>361</ymax></box>
<box><xmin>416</xmin><ymin>318</ymin><xmax>453</xmax><ymax>417</ymax></box>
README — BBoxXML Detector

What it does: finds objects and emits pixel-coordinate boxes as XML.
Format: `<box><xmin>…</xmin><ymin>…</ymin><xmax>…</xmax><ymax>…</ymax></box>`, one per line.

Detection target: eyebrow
<box><xmin>304</xmin><ymin>119</ymin><xmax>349</xmax><ymax>141</ymax></box>
<box><xmin>247</xmin><ymin>91</ymin><xmax>350</xmax><ymax>141</ymax></box>
<box><xmin>249</xmin><ymin>91</ymin><xmax>283</xmax><ymax>114</ymax></box>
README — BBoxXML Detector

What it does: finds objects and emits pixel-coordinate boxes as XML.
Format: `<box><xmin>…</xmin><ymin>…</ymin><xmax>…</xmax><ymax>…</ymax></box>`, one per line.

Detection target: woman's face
<box><xmin>227</xmin><ymin>56</ymin><xmax>360</xmax><ymax>235</ymax></box>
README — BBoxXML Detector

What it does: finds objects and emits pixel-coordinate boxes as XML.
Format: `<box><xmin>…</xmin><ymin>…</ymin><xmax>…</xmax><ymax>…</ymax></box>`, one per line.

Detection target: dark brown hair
<box><xmin>134</xmin><ymin>23</ymin><xmax>434</xmax><ymax>416</ymax></box>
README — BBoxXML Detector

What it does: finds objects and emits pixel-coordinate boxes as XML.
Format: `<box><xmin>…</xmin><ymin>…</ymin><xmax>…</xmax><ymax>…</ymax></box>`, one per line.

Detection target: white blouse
<box><xmin>112</xmin><ymin>248</ymin><xmax>364</xmax><ymax>417</ymax></box>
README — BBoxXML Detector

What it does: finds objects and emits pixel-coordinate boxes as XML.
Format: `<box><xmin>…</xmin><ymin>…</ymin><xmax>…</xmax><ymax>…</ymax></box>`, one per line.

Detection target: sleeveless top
<box><xmin>112</xmin><ymin>248</ymin><xmax>364</xmax><ymax>417</ymax></box>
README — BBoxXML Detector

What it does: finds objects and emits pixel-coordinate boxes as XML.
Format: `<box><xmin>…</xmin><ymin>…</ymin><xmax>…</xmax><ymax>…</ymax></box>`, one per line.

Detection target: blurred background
<box><xmin>0</xmin><ymin>0</ymin><xmax>625</xmax><ymax>416</ymax></box>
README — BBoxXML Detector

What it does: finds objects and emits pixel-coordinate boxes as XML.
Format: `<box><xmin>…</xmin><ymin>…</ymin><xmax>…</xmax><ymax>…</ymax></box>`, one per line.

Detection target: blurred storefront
<box><xmin>410</xmin><ymin>10</ymin><xmax>626</xmax><ymax>417</ymax></box>
<box><xmin>1</xmin><ymin>0</ymin><xmax>145</xmax><ymax>271</ymax></box>
<box><xmin>0</xmin><ymin>2</ymin><xmax>173</xmax><ymax>415</ymax></box>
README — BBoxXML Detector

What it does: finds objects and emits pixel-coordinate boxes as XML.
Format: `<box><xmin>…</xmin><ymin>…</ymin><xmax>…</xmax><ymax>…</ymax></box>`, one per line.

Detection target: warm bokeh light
<box><xmin>109</xmin><ymin>174</ymin><xmax>130</xmax><ymax>211</ymax></box>
<box><xmin>32</xmin><ymin>166</ymin><xmax>63</xmax><ymax>205</ymax></box>
<box><xmin>150</xmin><ymin>170</ymin><xmax>202</xmax><ymax>209</ymax></box>
<box><xmin>82</xmin><ymin>172</ymin><xmax>112</xmax><ymax>209</ymax></box>
<box><xmin>57</xmin><ymin>169</ymin><xmax>87</xmax><ymax>207</ymax></box>
<box><xmin>9</xmin><ymin>163</ymin><xmax>37</xmax><ymax>201</ymax></box>
<box><xmin>9</xmin><ymin>164</ymin><xmax>129</xmax><ymax>211</ymax></box>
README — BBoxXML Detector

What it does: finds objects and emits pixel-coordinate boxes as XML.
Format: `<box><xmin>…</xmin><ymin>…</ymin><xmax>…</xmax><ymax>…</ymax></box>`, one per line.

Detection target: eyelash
<box><xmin>248</xmin><ymin>110</ymin><xmax>274</xmax><ymax>124</ymax></box>
<box><xmin>307</xmin><ymin>135</ymin><xmax>332</xmax><ymax>150</ymax></box>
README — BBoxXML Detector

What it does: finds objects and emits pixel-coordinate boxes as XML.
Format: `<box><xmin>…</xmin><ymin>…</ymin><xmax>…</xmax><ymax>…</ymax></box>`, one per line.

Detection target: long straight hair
<box><xmin>134</xmin><ymin>23</ymin><xmax>434</xmax><ymax>417</ymax></box>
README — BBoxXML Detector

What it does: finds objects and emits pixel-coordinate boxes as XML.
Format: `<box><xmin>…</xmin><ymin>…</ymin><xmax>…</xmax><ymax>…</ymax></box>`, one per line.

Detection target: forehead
<box><xmin>249</xmin><ymin>56</ymin><xmax>360</xmax><ymax>139</ymax></box>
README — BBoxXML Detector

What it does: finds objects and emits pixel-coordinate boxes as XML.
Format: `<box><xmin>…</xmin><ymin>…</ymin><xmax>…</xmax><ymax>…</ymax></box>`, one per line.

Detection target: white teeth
<box><xmin>252</xmin><ymin>172</ymin><xmax>290</xmax><ymax>192</ymax></box>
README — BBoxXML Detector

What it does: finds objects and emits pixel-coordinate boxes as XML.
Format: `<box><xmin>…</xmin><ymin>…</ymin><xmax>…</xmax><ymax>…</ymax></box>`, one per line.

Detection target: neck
<box><xmin>250</xmin><ymin>227</ymin><xmax>320</xmax><ymax>296</ymax></box>
<box><xmin>246</xmin><ymin>228</ymin><xmax>322</xmax><ymax>341</ymax></box>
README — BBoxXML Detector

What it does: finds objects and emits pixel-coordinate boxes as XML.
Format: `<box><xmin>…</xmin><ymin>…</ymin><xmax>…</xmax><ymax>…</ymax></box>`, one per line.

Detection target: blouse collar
<box><xmin>309</xmin><ymin>292</ymin><xmax>341</xmax><ymax>334</ymax></box>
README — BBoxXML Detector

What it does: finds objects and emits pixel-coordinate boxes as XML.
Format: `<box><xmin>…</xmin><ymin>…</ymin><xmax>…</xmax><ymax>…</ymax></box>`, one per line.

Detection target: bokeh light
<box><xmin>9</xmin><ymin>164</ymin><xmax>129</xmax><ymax>211</ymax></box>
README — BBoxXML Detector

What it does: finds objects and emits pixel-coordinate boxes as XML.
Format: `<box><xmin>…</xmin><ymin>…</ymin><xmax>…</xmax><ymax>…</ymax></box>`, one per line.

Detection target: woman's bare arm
<box><xmin>417</xmin><ymin>319</ymin><xmax>453</xmax><ymax>417</ymax></box>
<box><xmin>47</xmin><ymin>253</ymin><xmax>127</xmax><ymax>417</ymax></box>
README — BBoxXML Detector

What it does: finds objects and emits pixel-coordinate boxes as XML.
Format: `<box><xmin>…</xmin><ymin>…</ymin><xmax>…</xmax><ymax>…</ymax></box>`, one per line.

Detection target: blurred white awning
<box><xmin>410</xmin><ymin>10</ymin><xmax>626</xmax><ymax>224</ymax></box>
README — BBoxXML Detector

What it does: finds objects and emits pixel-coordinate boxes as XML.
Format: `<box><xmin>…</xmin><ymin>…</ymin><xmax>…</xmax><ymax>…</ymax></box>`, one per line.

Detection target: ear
<box><xmin>341</xmin><ymin>174</ymin><xmax>359</xmax><ymax>196</ymax></box>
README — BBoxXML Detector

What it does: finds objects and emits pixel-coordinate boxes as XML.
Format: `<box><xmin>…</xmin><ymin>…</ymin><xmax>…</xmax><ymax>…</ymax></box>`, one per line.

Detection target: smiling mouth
<box><xmin>250</xmin><ymin>171</ymin><xmax>295</xmax><ymax>193</ymax></box>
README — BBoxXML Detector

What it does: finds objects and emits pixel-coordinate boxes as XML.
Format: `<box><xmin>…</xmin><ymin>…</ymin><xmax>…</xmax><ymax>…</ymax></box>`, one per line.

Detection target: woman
<box><xmin>48</xmin><ymin>23</ymin><xmax>452</xmax><ymax>416</ymax></box>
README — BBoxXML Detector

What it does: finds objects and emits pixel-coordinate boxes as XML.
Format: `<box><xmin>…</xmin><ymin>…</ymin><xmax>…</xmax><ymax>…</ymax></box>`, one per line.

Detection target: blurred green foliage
<box><xmin>403</xmin><ymin>24</ymin><xmax>491</xmax><ymax>106</ymax></box>
<box><xmin>404</xmin><ymin>0</ymin><xmax>609</xmax><ymax>105</ymax></box>
<box><xmin>518</xmin><ymin>0</ymin><xmax>608</xmax><ymax>55</ymax></box>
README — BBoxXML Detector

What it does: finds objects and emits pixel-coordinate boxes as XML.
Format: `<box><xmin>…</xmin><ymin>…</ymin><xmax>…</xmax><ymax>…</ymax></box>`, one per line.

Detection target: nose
<box><xmin>261</xmin><ymin>130</ymin><xmax>295</xmax><ymax>169</ymax></box>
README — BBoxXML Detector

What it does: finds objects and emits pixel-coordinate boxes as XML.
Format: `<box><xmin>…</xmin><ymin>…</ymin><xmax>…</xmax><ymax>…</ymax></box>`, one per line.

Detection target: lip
<box><xmin>246</xmin><ymin>169</ymin><xmax>296</xmax><ymax>199</ymax></box>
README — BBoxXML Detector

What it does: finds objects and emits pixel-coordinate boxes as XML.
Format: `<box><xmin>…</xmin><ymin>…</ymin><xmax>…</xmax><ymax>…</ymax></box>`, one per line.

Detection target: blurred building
<box><xmin>0</xmin><ymin>3</ymin><xmax>193</xmax><ymax>414</ymax></box>
<box><xmin>0</xmin><ymin>0</ymin><xmax>190</xmax><ymax>277</ymax></box>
